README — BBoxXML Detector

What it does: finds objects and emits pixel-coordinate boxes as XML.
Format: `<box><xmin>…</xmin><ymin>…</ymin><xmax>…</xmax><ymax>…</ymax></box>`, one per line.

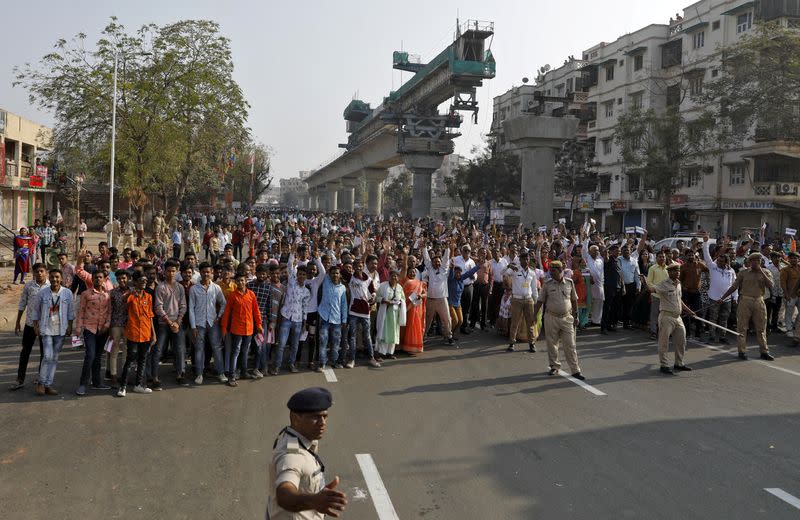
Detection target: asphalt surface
<box><xmin>1</xmin><ymin>324</ymin><xmax>800</xmax><ymax>519</ymax></box>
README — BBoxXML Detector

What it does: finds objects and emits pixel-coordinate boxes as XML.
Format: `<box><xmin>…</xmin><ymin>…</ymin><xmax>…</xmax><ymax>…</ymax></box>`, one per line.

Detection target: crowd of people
<box><xmin>7</xmin><ymin>209</ymin><xmax>795</xmax><ymax>397</ymax></box>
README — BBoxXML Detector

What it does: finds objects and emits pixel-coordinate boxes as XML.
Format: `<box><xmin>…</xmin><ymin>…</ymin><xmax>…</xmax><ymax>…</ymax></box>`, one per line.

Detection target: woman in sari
<box><xmin>375</xmin><ymin>271</ymin><xmax>407</xmax><ymax>361</ymax></box>
<box><xmin>13</xmin><ymin>227</ymin><xmax>33</xmax><ymax>284</ymax></box>
<box><xmin>401</xmin><ymin>266</ymin><xmax>427</xmax><ymax>354</ymax></box>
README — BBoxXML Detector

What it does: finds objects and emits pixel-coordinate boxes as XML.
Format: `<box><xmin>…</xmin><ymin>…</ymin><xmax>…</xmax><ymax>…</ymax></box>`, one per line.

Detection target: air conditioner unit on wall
<box><xmin>646</xmin><ymin>189</ymin><xmax>656</xmax><ymax>200</ymax></box>
<box><xmin>527</xmin><ymin>99</ymin><xmax>537</xmax><ymax>109</ymax></box>
<box><xmin>633</xmin><ymin>191</ymin><xmax>643</xmax><ymax>200</ymax></box>
<box><xmin>776</xmin><ymin>183</ymin><xmax>797</xmax><ymax>195</ymax></box>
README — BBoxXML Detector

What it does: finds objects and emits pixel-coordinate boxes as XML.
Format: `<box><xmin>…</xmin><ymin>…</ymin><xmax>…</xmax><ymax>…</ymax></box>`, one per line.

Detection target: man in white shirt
<box><xmin>488</xmin><ymin>248</ymin><xmax>508</xmax><ymax>328</ymax></box>
<box><xmin>422</xmin><ymin>244</ymin><xmax>454</xmax><ymax>345</ymax></box>
<box><xmin>581</xmin><ymin>239</ymin><xmax>605</xmax><ymax>328</ymax></box>
<box><xmin>452</xmin><ymin>245</ymin><xmax>477</xmax><ymax>334</ymax></box>
<box><xmin>503</xmin><ymin>252</ymin><xmax>538</xmax><ymax>353</ymax></box>
<box><xmin>702</xmin><ymin>234</ymin><xmax>737</xmax><ymax>344</ymax></box>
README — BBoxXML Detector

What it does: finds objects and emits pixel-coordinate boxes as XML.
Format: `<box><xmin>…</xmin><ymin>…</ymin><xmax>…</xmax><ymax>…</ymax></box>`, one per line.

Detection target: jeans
<box><xmin>459</xmin><ymin>284</ymin><xmax>474</xmax><ymax>331</ymax></box>
<box><xmin>150</xmin><ymin>323</ymin><xmax>185</xmax><ymax>379</ymax></box>
<box><xmin>79</xmin><ymin>329</ymin><xmax>109</xmax><ymax>387</ymax></box>
<box><xmin>225</xmin><ymin>334</ymin><xmax>250</xmax><ymax>377</ymax></box>
<box><xmin>766</xmin><ymin>296</ymin><xmax>782</xmax><ymax>331</ymax></box>
<box><xmin>347</xmin><ymin>316</ymin><xmax>373</xmax><ymax>361</ymax></box>
<box><xmin>194</xmin><ymin>324</ymin><xmax>224</xmax><ymax>376</ymax></box>
<box><xmin>120</xmin><ymin>341</ymin><xmax>150</xmax><ymax>390</ymax></box>
<box><xmin>317</xmin><ymin>319</ymin><xmax>342</xmax><ymax>367</ymax></box>
<box><xmin>16</xmin><ymin>324</ymin><xmax>43</xmax><ymax>383</ymax></box>
<box><xmin>276</xmin><ymin>320</ymin><xmax>302</xmax><ymax>369</ymax></box>
<box><xmin>469</xmin><ymin>281</ymin><xmax>489</xmax><ymax>328</ymax></box>
<box><xmin>601</xmin><ymin>287</ymin><xmax>621</xmax><ymax>331</ymax></box>
<box><xmin>706</xmin><ymin>299</ymin><xmax>732</xmax><ymax>342</ymax></box>
<box><xmin>488</xmin><ymin>281</ymin><xmax>504</xmax><ymax>326</ymax></box>
<box><xmin>258</xmin><ymin>317</ymin><xmax>273</xmax><ymax>371</ymax></box>
<box><xmin>681</xmin><ymin>291</ymin><xmax>702</xmax><ymax>337</ymax></box>
<box><xmin>39</xmin><ymin>335</ymin><xmax>65</xmax><ymax>387</ymax></box>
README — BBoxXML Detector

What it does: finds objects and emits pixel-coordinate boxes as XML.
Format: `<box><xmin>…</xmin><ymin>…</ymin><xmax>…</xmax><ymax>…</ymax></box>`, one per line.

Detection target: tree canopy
<box><xmin>14</xmin><ymin>17</ymin><xmax>258</xmax><ymax>222</ymax></box>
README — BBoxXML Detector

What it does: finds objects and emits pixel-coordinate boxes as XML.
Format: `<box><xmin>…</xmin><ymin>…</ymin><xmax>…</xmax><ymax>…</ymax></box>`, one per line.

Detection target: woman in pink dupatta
<box><xmin>401</xmin><ymin>266</ymin><xmax>427</xmax><ymax>354</ymax></box>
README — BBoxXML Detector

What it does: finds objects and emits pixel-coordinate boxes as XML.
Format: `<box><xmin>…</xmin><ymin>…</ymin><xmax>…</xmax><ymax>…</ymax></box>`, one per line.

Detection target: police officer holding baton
<box><xmin>266</xmin><ymin>387</ymin><xmax>348</xmax><ymax>519</ymax></box>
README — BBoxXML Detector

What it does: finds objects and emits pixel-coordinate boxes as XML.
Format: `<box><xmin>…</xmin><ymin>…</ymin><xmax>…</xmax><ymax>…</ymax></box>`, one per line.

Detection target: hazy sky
<box><xmin>1</xmin><ymin>0</ymin><xmax>689</xmax><ymax>180</ymax></box>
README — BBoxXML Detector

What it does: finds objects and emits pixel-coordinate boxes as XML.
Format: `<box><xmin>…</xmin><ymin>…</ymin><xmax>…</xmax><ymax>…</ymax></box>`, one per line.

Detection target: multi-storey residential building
<box><xmin>0</xmin><ymin>109</ymin><xmax>54</xmax><ymax>230</ymax></box>
<box><xmin>493</xmin><ymin>0</ymin><xmax>800</xmax><ymax>236</ymax></box>
<box><xmin>280</xmin><ymin>170</ymin><xmax>311</xmax><ymax>206</ymax></box>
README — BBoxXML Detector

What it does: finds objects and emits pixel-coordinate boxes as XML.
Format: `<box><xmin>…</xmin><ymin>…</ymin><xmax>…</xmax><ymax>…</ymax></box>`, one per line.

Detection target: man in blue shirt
<box><xmin>618</xmin><ymin>245</ymin><xmax>641</xmax><ymax>329</ymax></box>
<box><xmin>316</xmin><ymin>265</ymin><xmax>348</xmax><ymax>371</ymax></box>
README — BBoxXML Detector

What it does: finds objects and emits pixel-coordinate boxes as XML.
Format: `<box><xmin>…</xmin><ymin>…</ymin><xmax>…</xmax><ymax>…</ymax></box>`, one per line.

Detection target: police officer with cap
<box><xmin>650</xmin><ymin>262</ymin><xmax>697</xmax><ymax>375</ymax></box>
<box><xmin>266</xmin><ymin>387</ymin><xmax>347</xmax><ymax>519</ymax></box>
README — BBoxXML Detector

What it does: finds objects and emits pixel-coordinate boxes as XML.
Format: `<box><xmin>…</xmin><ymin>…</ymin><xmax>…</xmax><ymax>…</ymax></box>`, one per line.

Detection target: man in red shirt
<box><xmin>220</xmin><ymin>272</ymin><xmax>262</xmax><ymax>387</ymax></box>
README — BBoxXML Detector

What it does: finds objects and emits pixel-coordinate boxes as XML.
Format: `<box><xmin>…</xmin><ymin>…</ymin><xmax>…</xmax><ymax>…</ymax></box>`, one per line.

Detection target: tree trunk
<box><xmin>663</xmin><ymin>196</ymin><xmax>673</xmax><ymax>237</ymax></box>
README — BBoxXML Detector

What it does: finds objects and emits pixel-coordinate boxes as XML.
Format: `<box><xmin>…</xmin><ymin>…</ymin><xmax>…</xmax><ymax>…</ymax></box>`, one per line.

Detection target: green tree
<box><xmin>224</xmin><ymin>142</ymin><xmax>273</xmax><ymax>207</ymax></box>
<box><xmin>14</xmin><ymin>17</ymin><xmax>249</xmax><ymax>224</ymax></box>
<box><xmin>554</xmin><ymin>138</ymin><xmax>598</xmax><ymax>223</ymax></box>
<box><xmin>383</xmin><ymin>170</ymin><xmax>412</xmax><ymax>215</ymax></box>
<box><xmin>700</xmin><ymin>21</ymin><xmax>800</xmax><ymax>144</ymax></box>
<box><xmin>614</xmin><ymin>107</ymin><xmax>715</xmax><ymax>236</ymax></box>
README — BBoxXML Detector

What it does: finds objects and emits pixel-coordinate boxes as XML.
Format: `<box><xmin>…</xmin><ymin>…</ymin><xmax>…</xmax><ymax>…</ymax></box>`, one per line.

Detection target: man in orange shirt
<box><xmin>117</xmin><ymin>271</ymin><xmax>157</xmax><ymax>397</ymax></box>
<box><xmin>220</xmin><ymin>272</ymin><xmax>262</xmax><ymax>387</ymax></box>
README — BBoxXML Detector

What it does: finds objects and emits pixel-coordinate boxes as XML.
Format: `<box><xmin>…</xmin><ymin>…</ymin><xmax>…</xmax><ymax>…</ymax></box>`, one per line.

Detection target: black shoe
<box><xmin>571</xmin><ymin>372</ymin><xmax>586</xmax><ymax>381</ymax></box>
<box><xmin>461</xmin><ymin>328</ymin><xmax>472</xmax><ymax>335</ymax></box>
<box><xmin>151</xmin><ymin>379</ymin><xmax>163</xmax><ymax>391</ymax></box>
<box><xmin>601</xmin><ymin>329</ymin><xmax>609</xmax><ymax>335</ymax></box>
<box><xmin>660</xmin><ymin>366</ymin><xmax>675</xmax><ymax>375</ymax></box>
<box><xmin>447</xmin><ymin>337</ymin><xmax>455</xmax><ymax>345</ymax></box>
<box><xmin>673</xmin><ymin>364</ymin><xmax>692</xmax><ymax>372</ymax></box>
<box><xmin>719</xmin><ymin>338</ymin><xmax>730</xmax><ymax>345</ymax></box>
<box><xmin>738</xmin><ymin>352</ymin><xmax>748</xmax><ymax>360</ymax></box>
<box><xmin>607</xmin><ymin>326</ymin><xmax>617</xmax><ymax>332</ymax></box>
<box><xmin>760</xmin><ymin>352</ymin><xmax>775</xmax><ymax>361</ymax></box>
<box><xmin>506</xmin><ymin>344</ymin><xmax>515</xmax><ymax>352</ymax></box>
<box><xmin>547</xmin><ymin>368</ymin><xmax>558</xmax><ymax>376</ymax></box>
<box><xmin>528</xmin><ymin>343</ymin><xmax>536</xmax><ymax>353</ymax></box>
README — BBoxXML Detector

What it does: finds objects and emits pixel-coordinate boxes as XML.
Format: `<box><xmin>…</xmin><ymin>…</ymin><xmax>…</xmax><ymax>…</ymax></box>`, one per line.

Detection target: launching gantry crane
<box><xmin>341</xmin><ymin>20</ymin><xmax>495</xmax><ymax>157</ymax></box>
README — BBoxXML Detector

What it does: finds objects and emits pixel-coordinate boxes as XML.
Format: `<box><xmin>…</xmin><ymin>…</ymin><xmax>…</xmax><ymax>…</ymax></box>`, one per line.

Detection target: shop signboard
<box><xmin>721</xmin><ymin>200</ymin><xmax>775</xmax><ymax>210</ymax></box>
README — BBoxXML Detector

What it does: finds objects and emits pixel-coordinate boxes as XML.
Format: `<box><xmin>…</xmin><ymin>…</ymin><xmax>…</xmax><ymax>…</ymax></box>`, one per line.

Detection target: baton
<box><xmin>690</xmin><ymin>315</ymin><xmax>741</xmax><ymax>337</ymax></box>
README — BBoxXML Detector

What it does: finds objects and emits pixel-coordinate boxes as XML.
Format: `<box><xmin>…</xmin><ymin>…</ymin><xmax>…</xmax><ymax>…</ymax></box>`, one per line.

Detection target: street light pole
<box><xmin>108</xmin><ymin>50</ymin><xmax>118</xmax><ymax>247</ymax></box>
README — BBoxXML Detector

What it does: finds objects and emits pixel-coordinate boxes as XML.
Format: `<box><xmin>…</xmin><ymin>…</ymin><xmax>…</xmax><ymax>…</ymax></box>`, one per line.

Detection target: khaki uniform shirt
<box><xmin>780</xmin><ymin>265</ymin><xmax>800</xmax><ymax>298</ymax></box>
<box><xmin>654</xmin><ymin>278</ymin><xmax>682</xmax><ymax>314</ymax></box>
<box><xmin>734</xmin><ymin>268</ymin><xmax>773</xmax><ymax>298</ymax></box>
<box><xmin>266</xmin><ymin>427</ymin><xmax>325</xmax><ymax>520</ymax></box>
<box><xmin>538</xmin><ymin>277</ymin><xmax>577</xmax><ymax>315</ymax></box>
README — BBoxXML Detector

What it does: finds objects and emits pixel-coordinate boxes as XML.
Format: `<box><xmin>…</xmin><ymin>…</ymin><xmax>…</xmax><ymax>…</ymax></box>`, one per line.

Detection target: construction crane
<box><xmin>341</xmin><ymin>19</ymin><xmax>495</xmax><ymax>155</ymax></box>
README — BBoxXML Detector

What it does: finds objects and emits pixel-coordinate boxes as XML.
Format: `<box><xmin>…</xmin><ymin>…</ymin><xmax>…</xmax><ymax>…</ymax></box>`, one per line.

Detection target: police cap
<box><xmin>550</xmin><ymin>260</ymin><xmax>563</xmax><ymax>270</ymax></box>
<box><xmin>666</xmin><ymin>262</ymin><xmax>681</xmax><ymax>271</ymax></box>
<box><xmin>287</xmin><ymin>387</ymin><xmax>333</xmax><ymax>413</ymax></box>
<box><xmin>747</xmin><ymin>252</ymin><xmax>762</xmax><ymax>262</ymax></box>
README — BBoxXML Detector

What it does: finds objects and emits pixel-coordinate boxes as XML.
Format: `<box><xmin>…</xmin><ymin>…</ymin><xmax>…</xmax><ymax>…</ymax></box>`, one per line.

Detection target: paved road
<box><xmin>1</xmin><ymin>326</ymin><xmax>800</xmax><ymax>519</ymax></box>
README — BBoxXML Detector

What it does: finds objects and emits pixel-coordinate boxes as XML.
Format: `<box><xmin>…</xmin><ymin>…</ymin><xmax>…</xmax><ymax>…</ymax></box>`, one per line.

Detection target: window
<box><xmin>618</xmin><ymin>98</ymin><xmax>623</xmax><ymax>105</ymax></box>
<box><xmin>692</xmin><ymin>30</ymin><xmax>705</xmax><ymax>49</ymax></box>
<box><xmin>602</xmin><ymin>139</ymin><xmax>612</xmax><ymax>155</ymax></box>
<box><xmin>712</xmin><ymin>20</ymin><xmax>720</xmax><ymax>30</ymax></box>
<box><xmin>737</xmin><ymin>12</ymin><xmax>752</xmax><ymax>33</ymax></box>
<box><xmin>604</xmin><ymin>100</ymin><xmax>614</xmax><ymax>117</ymax></box>
<box><xmin>689</xmin><ymin>74</ymin><xmax>704</xmax><ymax>96</ymax></box>
<box><xmin>729</xmin><ymin>164</ymin><xmax>746</xmax><ymax>185</ymax></box>
<box><xmin>618</xmin><ymin>59</ymin><xmax>624</xmax><ymax>66</ymax></box>
<box><xmin>666</xmin><ymin>84</ymin><xmax>682</xmax><ymax>107</ymax></box>
<box><xmin>628</xmin><ymin>173</ymin><xmax>641</xmax><ymax>192</ymax></box>
<box><xmin>606</xmin><ymin>65</ymin><xmax>615</xmax><ymax>81</ymax></box>
<box><xmin>566</xmin><ymin>78</ymin><xmax>573</xmax><ymax>91</ymax></box>
<box><xmin>661</xmin><ymin>39</ymin><xmax>683</xmax><ymax>68</ymax></box>
<box><xmin>630</xmin><ymin>91</ymin><xmax>644</xmax><ymax>110</ymax></box>
<box><xmin>711</xmin><ymin>69</ymin><xmax>719</xmax><ymax>78</ymax></box>
<box><xmin>599</xmin><ymin>175</ymin><xmax>611</xmax><ymax>193</ymax></box>
<box><xmin>686</xmin><ymin>167</ymin><xmax>701</xmax><ymax>187</ymax></box>
<box><xmin>590</xmin><ymin>51</ymin><xmax>598</xmax><ymax>59</ymax></box>
<box><xmin>634</xmin><ymin>54</ymin><xmax>644</xmax><ymax>71</ymax></box>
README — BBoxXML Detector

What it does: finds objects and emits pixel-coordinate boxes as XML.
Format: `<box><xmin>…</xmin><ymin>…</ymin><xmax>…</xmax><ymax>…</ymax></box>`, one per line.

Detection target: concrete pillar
<box><xmin>340</xmin><ymin>178</ymin><xmax>359</xmax><ymax>212</ymax></box>
<box><xmin>327</xmin><ymin>181</ymin><xmax>341</xmax><ymax>212</ymax></box>
<box><xmin>364</xmin><ymin>168</ymin><xmax>388</xmax><ymax>216</ymax></box>
<box><xmin>404</xmin><ymin>154</ymin><xmax>445</xmax><ymax>219</ymax></box>
<box><xmin>503</xmin><ymin>116</ymin><xmax>579</xmax><ymax>229</ymax></box>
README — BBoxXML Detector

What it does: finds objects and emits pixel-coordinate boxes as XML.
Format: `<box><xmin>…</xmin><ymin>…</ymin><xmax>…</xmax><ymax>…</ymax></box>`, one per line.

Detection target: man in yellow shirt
<box><xmin>645</xmin><ymin>251</ymin><xmax>669</xmax><ymax>340</ymax></box>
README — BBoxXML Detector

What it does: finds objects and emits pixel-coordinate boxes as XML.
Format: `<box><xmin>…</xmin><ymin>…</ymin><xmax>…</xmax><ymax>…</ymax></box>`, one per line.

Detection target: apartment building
<box><xmin>493</xmin><ymin>0</ymin><xmax>800</xmax><ymax>236</ymax></box>
<box><xmin>0</xmin><ymin>109</ymin><xmax>54</xmax><ymax>230</ymax></box>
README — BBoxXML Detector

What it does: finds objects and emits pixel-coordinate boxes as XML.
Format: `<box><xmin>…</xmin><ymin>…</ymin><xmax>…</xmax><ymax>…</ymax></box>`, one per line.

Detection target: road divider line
<box><xmin>322</xmin><ymin>367</ymin><xmax>338</xmax><ymax>382</ymax></box>
<box><xmin>691</xmin><ymin>339</ymin><xmax>800</xmax><ymax>378</ymax></box>
<box><xmin>355</xmin><ymin>454</ymin><xmax>400</xmax><ymax>520</ymax></box>
<box><xmin>557</xmin><ymin>370</ymin><xmax>606</xmax><ymax>396</ymax></box>
<box><xmin>765</xmin><ymin>488</ymin><xmax>800</xmax><ymax>510</ymax></box>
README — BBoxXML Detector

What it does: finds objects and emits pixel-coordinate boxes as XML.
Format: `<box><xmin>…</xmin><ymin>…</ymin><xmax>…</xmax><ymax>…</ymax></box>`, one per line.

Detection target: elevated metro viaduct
<box><xmin>304</xmin><ymin>20</ymin><xmax>495</xmax><ymax>217</ymax></box>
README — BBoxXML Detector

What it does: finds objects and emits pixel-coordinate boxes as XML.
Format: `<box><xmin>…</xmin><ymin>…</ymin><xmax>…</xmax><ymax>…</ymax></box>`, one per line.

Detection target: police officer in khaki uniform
<box><xmin>720</xmin><ymin>252</ymin><xmax>775</xmax><ymax>361</ymax></box>
<box><xmin>650</xmin><ymin>263</ymin><xmax>697</xmax><ymax>375</ymax></box>
<box><xmin>266</xmin><ymin>387</ymin><xmax>347</xmax><ymax>519</ymax></box>
<box><xmin>534</xmin><ymin>261</ymin><xmax>585</xmax><ymax>380</ymax></box>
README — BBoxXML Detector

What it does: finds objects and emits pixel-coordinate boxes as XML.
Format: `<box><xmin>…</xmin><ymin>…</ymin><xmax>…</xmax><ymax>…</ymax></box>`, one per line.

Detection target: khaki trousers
<box><xmin>544</xmin><ymin>312</ymin><xmax>580</xmax><ymax>373</ymax></box>
<box><xmin>657</xmin><ymin>311</ymin><xmax>685</xmax><ymax>367</ymax></box>
<box><xmin>425</xmin><ymin>298</ymin><xmax>452</xmax><ymax>338</ymax></box>
<box><xmin>510</xmin><ymin>298</ymin><xmax>535</xmax><ymax>344</ymax></box>
<box><xmin>109</xmin><ymin>326</ymin><xmax>127</xmax><ymax>376</ymax></box>
<box><xmin>736</xmin><ymin>295</ymin><xmax>769</xmax><ymax>354</ymax></box>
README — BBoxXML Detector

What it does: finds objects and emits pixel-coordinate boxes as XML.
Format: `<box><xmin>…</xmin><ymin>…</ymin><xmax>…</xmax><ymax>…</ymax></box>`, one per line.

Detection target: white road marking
<box><xmin>557</xmin><ymin>370</ymin><xmax>607</xmax><ymax>396</ymax></box>
<box><xmin>765</xmin><ymin>488</ymin><xmax>800</xmax><ymax>510</ymax></box>
<box><xmin>355</xmin><ymin>454</ymin><xmax>400</xmax><ymax>520</ymax></box>
<box><xmin>690</xmin><ymin>339</ymin><xmax>800</xmax><ymax>378</ymax></box>
<box><xmin>322</xmin><ymin>367</ymin><xmax>338</xmax><ymax>382</ymax></box>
